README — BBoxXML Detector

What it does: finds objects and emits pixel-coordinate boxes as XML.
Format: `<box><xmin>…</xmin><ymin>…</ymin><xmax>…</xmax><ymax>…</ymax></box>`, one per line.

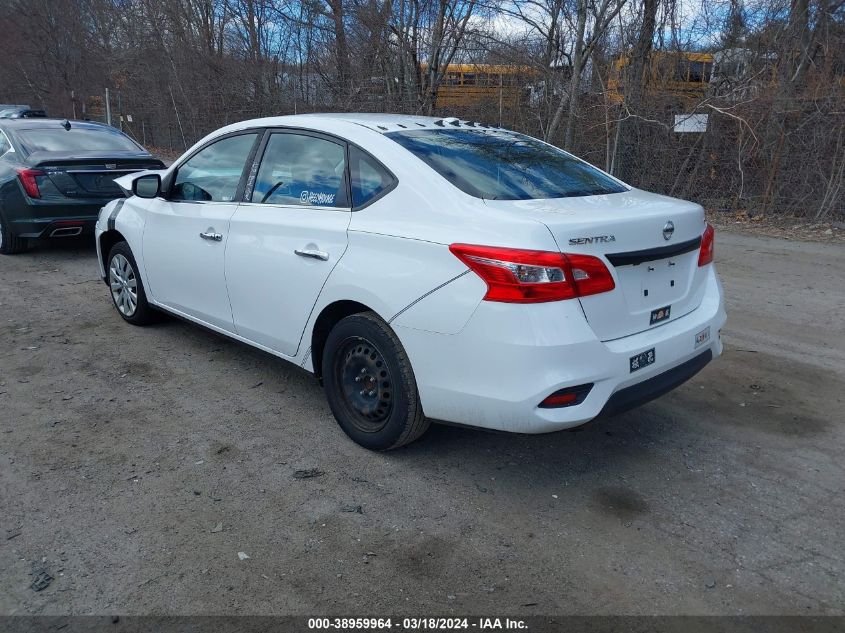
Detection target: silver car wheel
<box><xmin>109</xmin><ymin>253</ymin><xmax>138</xmax><ymax>317</ymax></box>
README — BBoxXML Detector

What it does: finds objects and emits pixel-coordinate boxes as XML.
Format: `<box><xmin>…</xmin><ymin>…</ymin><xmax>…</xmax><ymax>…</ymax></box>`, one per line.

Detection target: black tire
<box><xmin>322</xmin><ymin>311</ymin><xmax>429</xmax><ymax>450</ymax></box>
<box><xmin>0</xmin><ymin>210</ymin><xmax>29</xmax><ymax>254</ymax></box>
<box><xmin>106</xmin><ymin>241</ymin><xmax>156</xmax><ymax>325</ymax></box>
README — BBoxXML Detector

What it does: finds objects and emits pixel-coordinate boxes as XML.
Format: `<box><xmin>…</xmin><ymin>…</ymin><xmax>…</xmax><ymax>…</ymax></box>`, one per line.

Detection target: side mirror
<box><xmin>133</xmin><ymin>174</ymin><xmax>161</xmax><ymax>199</ymax></box>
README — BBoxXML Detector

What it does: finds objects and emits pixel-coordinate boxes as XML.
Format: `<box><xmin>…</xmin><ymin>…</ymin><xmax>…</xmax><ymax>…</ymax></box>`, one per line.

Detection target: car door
<box><xmin>142</xmin><ymin>131</ymin><xmax>261</xmax><ymax>331</ymax></box>
<box><xmin>225</xmin><ymin>130</ymin><xmax>352</xmax><ymax>356</ymax></box>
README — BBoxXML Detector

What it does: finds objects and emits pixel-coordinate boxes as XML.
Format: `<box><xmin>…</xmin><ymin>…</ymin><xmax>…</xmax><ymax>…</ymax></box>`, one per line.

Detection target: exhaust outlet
<box><xmin>50</xmin><ymin>226</ymin><xmax>83</xmax><ymax>237</ymax></box>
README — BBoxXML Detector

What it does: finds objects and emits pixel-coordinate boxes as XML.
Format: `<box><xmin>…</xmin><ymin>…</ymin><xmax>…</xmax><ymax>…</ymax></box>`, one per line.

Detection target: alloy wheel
<box><xmin>109</xmin><ymin>253</ymin><xmax>138</xmax><ymax>317</ymax></box>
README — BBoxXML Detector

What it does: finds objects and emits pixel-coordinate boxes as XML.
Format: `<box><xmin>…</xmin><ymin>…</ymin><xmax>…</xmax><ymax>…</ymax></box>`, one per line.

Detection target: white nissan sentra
<box><xmin>95</xmin><ymin>113</ymin><xmax>726</xmax><ymax>450</ymax></box>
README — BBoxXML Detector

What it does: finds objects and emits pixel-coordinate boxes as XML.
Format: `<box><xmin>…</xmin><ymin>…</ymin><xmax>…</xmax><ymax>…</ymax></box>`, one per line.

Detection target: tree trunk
<box><xmin>615</xmin><ymin>0</ymin><xmax>658</xmax><ymax>182</ymax></box>
<box><xmin>546</xmin><ymin>0</ymin><xmax>587</xmax><ymax>144</ymax></box>
<box><xmin>762</xmin><ymin>0</ymin><xmax>810</xmax><ymax>214</ymax></box>
<box><xmin>328</xmin><ymin>0</ymin><xmax>351</xmax><ymax>98</ymax></box>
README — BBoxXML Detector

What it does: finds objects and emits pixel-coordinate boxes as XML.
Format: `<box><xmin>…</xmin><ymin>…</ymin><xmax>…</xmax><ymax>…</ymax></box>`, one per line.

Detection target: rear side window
<box><xmin>387</xmin><ymin>128</ymin><xmax>626</xmax><ymax>201</ymax></box>
<box><xmin>15</xmin><ymin>126</ymin><xmax>141</xmax><ymax>153</ymax></box>
<box><xmin>251</xmin><ymin>133</ymin><xmax>348</xmax><ymax>207</ymax></box>
<box><xmin>172</xmin><ymin>133</ymin><xmax>258</xmax><ymax>202</ymax></box>
<box><xmin>350</xmin><ymin>146</ymin><xmax>394</xmax><ymax>207</ymax></box>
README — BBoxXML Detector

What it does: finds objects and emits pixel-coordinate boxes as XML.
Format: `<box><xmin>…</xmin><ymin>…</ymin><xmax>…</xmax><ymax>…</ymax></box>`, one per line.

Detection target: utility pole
<box><xmin>105</xmin><ymin>88</ymin><xmax>112</xmax><ymax>126</ymax></box>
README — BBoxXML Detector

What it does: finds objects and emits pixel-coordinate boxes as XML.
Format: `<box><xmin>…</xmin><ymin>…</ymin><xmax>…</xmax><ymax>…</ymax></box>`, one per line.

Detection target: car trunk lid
<box><xmin>483</xmin><ymin>189</ymin><xmax>709</xmax><ymax>341</ymax></box>
<box><xmin>25</xmin><ymin>151</ymin><xmax>164</xmax><ymax>199</ymax></box>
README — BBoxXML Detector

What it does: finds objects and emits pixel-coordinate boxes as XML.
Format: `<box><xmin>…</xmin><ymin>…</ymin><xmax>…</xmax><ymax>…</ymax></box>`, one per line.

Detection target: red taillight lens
<box><xmin>698</xmin><ymin>223</ymin><xmax>715</xmax><ymax>266</ymax></box>
<box><xmin>449</xmin><ymin>243</ymin><xmax>615</xmax><ymax>303</ymax></box>
<box><xmin>541</xmin><ymin>392</ymin><xmax>578</xmax><ymax>407</ymax></box>
<box><xmin>539</xmin><ymin>383</ymin><xmax>594</xmax><ymax>408</ymax></box>
<box><xmin>15</xmin><ymin>168</ymin><xmax>44</xmax><ymax>198</ymax></box>
<box><xmin>566</xmin><ymin>253</ymin><xmax>617</xmax><ymax>297</ymax></box>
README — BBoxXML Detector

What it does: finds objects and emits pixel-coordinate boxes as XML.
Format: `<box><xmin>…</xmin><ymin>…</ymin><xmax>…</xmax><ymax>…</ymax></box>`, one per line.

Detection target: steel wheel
<box><xmin>322</xmin><ymin>312</ymin><xmax>429</xmax><ymax>450</ymax></box>
<box><xmin>109</xmin><ymin>253</ymin><xmax>138</xmax><ymax>317</ymax></box>
<box><xmin>334</xmin><ymin>336</ymin><xmax>394</xmax><ymax>433</ymax></box>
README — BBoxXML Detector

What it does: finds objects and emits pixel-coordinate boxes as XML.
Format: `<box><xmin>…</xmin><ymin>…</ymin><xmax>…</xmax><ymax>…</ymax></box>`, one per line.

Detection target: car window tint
<box><xmin>387</xmin><ymin>128</ymin><xmax>626</xmax><ymax>201</ymax></box>
<box><xmin>16</xmin><ymin>126</ymin><xmax>141</xmax><ymax>153</ymax></box>
<box><xmin>251</xmin><ymin>133</ymin><xmax>348</xmax><ymax>207</ymax></box>
<box><xmin>350</xmin><ymin>146</ymin><xmax>394</xmax><ymax>207</ymax></box>
<box><xmin>172</xmin><ymin>133</ymin><xmax>258</xmax><ymax>202</ymax></box>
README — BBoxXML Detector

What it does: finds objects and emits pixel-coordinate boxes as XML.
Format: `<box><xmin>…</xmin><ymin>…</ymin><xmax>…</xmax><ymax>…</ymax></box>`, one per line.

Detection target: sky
<box><xmin>471</xmin><ymin>0</ymin><xmax>727</xmax><ymax>51</ymax></box>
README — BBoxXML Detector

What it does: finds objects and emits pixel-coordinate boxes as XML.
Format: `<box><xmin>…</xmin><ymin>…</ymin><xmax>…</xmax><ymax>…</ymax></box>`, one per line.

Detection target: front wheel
<box><xmin>107</xmin><ymin>241</ymin><xmax>156</xmax><ymax>325</ymax></box>
<box><xmin>322</xmin><ymin>312</ymin><xmax>429</xmax><ymax>450</ymax></box>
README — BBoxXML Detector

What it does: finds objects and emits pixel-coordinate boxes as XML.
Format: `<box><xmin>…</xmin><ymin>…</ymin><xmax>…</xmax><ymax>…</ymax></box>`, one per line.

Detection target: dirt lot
<box><xmin>0</xmin><ymin>231</ymin><xmax>843</xmax><ymax>616</ymax></box>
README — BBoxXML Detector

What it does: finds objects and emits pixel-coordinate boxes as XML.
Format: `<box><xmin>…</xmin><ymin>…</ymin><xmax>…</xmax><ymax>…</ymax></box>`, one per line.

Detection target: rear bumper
<box><xmin>13</xmin><ymin>216</ymin><xmax>99</xmax><ymax>238</ymax></box>
<box><xmin>393</xmin><ymin>266</ymin><xmax>726</xmax><ymax>434</ymax></box>
<box><xmin>5</xmin><ymin>199</ymin><xmax>105</xmax><ymax>238</ymax></box>
<box><xmin>599</xmin><ymin>348</ymin><xmax>712</xmax><ymax>417</ymax></box>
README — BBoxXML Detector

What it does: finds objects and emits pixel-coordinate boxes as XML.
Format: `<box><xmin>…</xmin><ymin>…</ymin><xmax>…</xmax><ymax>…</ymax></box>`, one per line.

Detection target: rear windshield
<box><xmin>387</xmin><ymin>128</ymin><xmax>626</xmax><ymax>200</ymax></box>
<box><xmin>15</xmin><ymin>126</ymin><xmax>142</xmax><ymax>154</ymax></box>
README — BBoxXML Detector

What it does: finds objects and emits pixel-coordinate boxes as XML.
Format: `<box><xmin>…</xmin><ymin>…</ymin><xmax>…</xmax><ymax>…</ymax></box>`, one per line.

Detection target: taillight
<box><xmin>566</xmin><ymin>253</ymin><xmax>616</xmax><ymax>297</ymax></box>
<box><xmin>449</xmin><ymin>243</ymin><xmax>615</xmax><ymax>303</ymax></box>
<box><xmin>698</xmin><ymin>223</ymin><xmax>715</xmax><ymax>266</ymax></box>
<box><xmin>15</xmin><ymin>168</ymin><xmax>44</xmax><ymax>199</ymax></box>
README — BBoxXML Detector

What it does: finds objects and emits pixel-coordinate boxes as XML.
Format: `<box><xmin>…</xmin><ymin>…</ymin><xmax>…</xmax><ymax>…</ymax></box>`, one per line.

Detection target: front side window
<box><xmin>350</xmin><ymin>146</ymin><xmax>394</xmax><ymax>207</ymax></box>
<box><xmin>251</xmin><ymin>133</ymin><xmax>348</xmax><ymax>207</ymax></box>
<box><xmin>0</xmin><ymin>132</ymin><xmax>10</xmax><ymax>155</ymax></box>
<box><xmin>387</xmin><ymin>128</ymin><xmax>626</xmax><ymax>201</ymax></box>
<box><xmin>172</xmin><ymin>133</ymin><xmax>258</xmax><ymax>202</ymax></box>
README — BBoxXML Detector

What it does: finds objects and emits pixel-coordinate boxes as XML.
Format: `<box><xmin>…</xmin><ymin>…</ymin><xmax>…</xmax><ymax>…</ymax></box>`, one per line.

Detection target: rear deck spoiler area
<box><xmin>605</xmin><ymin>237</ymin><xmax>702</xmax><ymax>267</ymax></box>
<box><xmin>25</xmin><ymin>150</ymin><xmax>163</xmax><ymax>167</ymax></box>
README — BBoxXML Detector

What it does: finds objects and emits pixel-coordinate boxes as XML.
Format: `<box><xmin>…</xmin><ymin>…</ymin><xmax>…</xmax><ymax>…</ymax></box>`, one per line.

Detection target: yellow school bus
<box><xmin>422</xmin><ymin>64</ymin><xmax>533</xmax><ymax>108</ymax></box>
<box><xmin>607</xmin><ymin>52</ymin><xmax>714</xmax><ymax>103</ymax></box>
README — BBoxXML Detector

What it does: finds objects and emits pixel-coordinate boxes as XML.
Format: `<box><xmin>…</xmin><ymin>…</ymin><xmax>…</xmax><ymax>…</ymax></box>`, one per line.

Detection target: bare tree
<box><xmin>546</xmin><ymin>0</ymin><xmax>627</xmax><ymax>146</ymax></box>
<box><xmin>614</xmin><ymin>0</ymin><xmax>658</xmax><ymax>181</ymax></box>
<box><xmin>0</xmin><ymin>0</ymin><xmax>840</xmax><ymax>219</ymax></box>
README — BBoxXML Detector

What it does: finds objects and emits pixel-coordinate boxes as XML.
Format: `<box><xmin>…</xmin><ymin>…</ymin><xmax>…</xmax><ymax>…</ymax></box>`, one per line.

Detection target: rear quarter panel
<box><xmin>298</xmin><ymin>153</ymin><xmax>561</xmax><ymax>371</ymax></box>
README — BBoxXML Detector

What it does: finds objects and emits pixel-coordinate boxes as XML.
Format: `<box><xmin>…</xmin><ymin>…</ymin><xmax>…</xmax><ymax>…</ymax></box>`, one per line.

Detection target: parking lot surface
<box><xmin>1</xmin><ymin>231</ymin><xmax>843</xmax><ymax>615</ymax></box>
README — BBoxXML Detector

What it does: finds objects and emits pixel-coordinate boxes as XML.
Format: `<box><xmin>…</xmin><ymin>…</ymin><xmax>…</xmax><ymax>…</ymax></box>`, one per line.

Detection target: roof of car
<box><xmin>294</xmin><ymin>112</ymin><xmax>506</xmax><ymax>133</ymax></box>
<box><xmin>162</xmin><ymin>113</ymin><xmax>515</xmax><ymax>163</ymax></box>
<box><xmin>219</xmin><ymin>113</ymin><xmax>507</xmax><ymax>136</ymax></box>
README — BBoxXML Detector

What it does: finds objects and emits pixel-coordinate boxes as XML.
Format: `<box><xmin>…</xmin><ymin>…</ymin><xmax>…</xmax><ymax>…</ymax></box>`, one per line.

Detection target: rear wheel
<box><xmin>107</xmin><ymin>241</ymin><xmax>156</xmax><ymax>325</ymax></box>
<box><xmin>0</xmin><ymin>212</ymin><xmax>29</xmax><ymax>254</ymax></box>
<box><xmin>322</xmin><ymin>312</ymin><xmax>429</xmax><ymax>450</ymax></box>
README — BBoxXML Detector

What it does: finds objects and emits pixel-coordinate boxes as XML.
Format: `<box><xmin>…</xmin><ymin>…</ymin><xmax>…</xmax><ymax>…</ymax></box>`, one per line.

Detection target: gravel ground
<box><xmin>0</xmin><ymin>230</ymin><xmax>843</xmax><ymax>616</ymax></box>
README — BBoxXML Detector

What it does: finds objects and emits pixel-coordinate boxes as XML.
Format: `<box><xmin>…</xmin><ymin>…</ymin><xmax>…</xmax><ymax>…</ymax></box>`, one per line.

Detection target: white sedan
<box><xmin>95</xmin><ymin>114</ymin><xmax>726</xmax><ymax>450</ymax></box>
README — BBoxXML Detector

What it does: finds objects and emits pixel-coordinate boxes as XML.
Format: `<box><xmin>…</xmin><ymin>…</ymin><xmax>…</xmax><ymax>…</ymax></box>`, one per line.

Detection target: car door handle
<box><xmin>294</xmin><ymin>248</ymin><xmax>329</xmax><ymax>261</ymax></box>
<box><xmin>199</xmin><ymin>231</ymin><xmax>223</xmax><ymax>242</ymax></box>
